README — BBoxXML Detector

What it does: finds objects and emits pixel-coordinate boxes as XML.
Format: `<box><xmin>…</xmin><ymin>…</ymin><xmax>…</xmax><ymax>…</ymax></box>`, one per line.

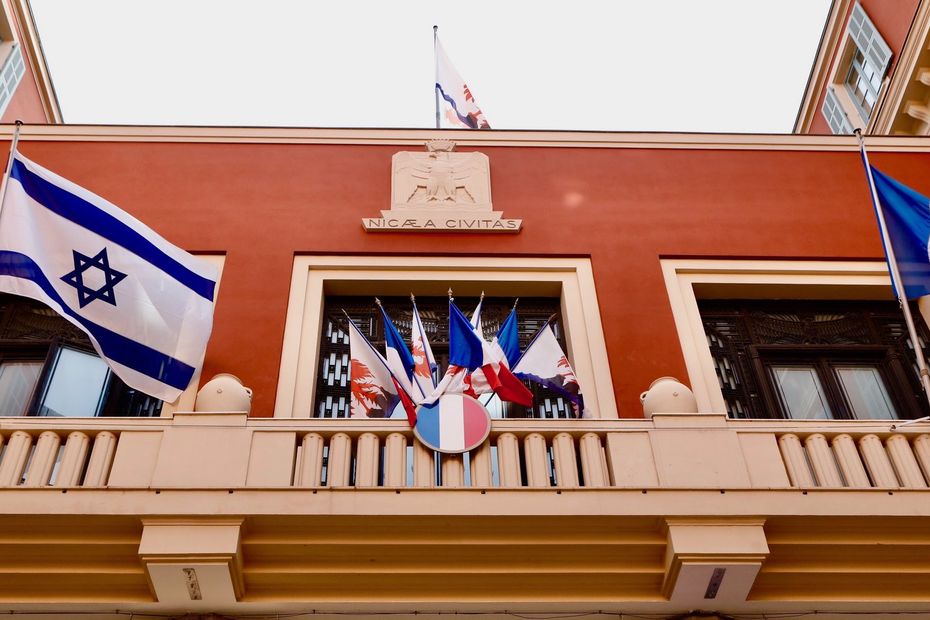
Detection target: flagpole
<box><xmin>856</xmin><ymin>128</ymin><xmax>930</xmax><ymax>405</ymax></box>
<box><xmin>0</xmin><ymin>120</ymin><xmax>23</xmax><ymax>220</ymax></box>
<box><xmin>433</xmin><ymin>25</ymin><xmax>440</xmax><ymax>129</ymax></box>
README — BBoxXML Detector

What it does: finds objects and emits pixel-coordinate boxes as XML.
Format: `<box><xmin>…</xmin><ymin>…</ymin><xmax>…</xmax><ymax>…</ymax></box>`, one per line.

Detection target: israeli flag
<box><xmin>0</xmin><ymin>151</ymin><xmax>218</xmax><ymax>402</ymax></box>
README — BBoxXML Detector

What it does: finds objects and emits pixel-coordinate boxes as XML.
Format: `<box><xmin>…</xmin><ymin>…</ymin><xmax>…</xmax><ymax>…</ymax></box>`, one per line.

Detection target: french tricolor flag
<box><xmin>425</xmin><ymin>301</ymin><xmax>532</xmax><ymax>407</ymax></box>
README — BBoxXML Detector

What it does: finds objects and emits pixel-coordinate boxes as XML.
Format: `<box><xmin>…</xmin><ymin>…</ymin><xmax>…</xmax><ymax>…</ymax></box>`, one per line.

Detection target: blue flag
<box><xmin>448</xmin><ymin>300</ymin><xmax>484</xmax><ymax>370</ymax></box>
<box><xmin>871</xmin><ymin>166</ymin><xmax>930</xmax><ymax>299</ymax></box>
<box><xmin>495</xmin><ymin>308</ymin><xmax>521</xmax><ymax>367</ymax></box>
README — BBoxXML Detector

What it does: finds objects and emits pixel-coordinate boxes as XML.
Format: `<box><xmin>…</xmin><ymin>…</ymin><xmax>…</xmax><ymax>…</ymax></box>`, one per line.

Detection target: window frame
<box><xmin>660</xmin><ymin>258</ymin><xmax>909</xmax><ymax>414</ymax></box>
<box><xmin>820</xmin><ymin>1</ymin><xmax>893</xmax><ymax>133</ymax></box>
<box><xmin>275</xmin><ymin>256</ymin><xmax>616</xmax><ymax>419</ymax></box>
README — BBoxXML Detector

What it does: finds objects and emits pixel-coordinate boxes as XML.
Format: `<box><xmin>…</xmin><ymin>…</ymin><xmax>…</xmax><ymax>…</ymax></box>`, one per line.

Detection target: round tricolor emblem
<box><xmin>414</xmin><ymin>394</ymin><xmax>492</xmax><ymax>454</ymax></box>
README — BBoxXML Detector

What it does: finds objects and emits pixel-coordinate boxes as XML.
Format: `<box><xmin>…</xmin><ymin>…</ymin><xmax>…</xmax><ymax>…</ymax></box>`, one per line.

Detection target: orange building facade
<box><xmin>1</xmin><ymin>3</ymin><xmax>930</xmax><ymax>620</ymax></box>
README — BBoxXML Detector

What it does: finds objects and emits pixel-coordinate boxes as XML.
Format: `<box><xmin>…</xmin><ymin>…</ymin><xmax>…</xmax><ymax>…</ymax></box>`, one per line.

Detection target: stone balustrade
<box><xmin>2</xmin><ymin>412</ymin><xmax>929</xmax><ymax>491</ymax></box>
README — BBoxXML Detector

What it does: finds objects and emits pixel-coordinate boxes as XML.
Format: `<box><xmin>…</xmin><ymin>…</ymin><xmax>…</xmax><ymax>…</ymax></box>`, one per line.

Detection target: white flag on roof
<box><xmin>436</xmin><ymin>37</ymin><xmax>491</xmax><ymax>130</ymax></box>
<box><xmin>0</xmin><ymin>151</ymin><xmax>219</xmax><ymax>402</ymax></box>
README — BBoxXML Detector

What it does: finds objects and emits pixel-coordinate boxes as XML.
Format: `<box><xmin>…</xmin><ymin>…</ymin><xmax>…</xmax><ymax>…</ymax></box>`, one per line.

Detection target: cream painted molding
<box><xmin>9</xmin><ymin>0</ymin><xmax>62</xmax><ymax>123</ymax></box>
<box><xmin>6</xmin><ymin>124</ymin><xmax>930</xmax><ymax>152</ymax></box>
<box><xmin>794</xmin><ymin>0</ymin><xmax>853</xmax><ymax>133</ymax></box>
<box><xmin>870</xmin><ymin>0</ymin><xmax>930</xmax><ymax>134</ymax></box>
<box><xmin>161</xmin><ymin>254</ymin><xmax>226</xmax><ymax>417</ymax></box>
<box><xmin>660</xmin><ymin>258</ymin><xmax>892</xmax><ymax>413</ymax></box>
<box><xmin>275</xmin><ymin>256</ymin><xmax>617</xmax><ymax>419</ymax></box>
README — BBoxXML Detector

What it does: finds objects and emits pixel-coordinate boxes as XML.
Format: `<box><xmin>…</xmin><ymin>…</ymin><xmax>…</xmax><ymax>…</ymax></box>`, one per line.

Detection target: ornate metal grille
<box><xmin>313</xmin><ymin>296</ymin><xmax>574</xmax><ymax>419</ymax></box>
<box><xmin>699</xmin><ymin>300</ymin><xmax>929</xmax><ymax>419</ymax></box>
<box><xmin>0</xmin><ymin>294</ymin><xmax>162</xmax><ymax>417</ymax></box>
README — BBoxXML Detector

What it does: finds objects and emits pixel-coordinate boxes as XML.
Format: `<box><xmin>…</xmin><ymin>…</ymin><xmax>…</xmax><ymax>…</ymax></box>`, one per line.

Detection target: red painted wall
<box><xmin>808</xmin><ymin>0</ymin><xmax>919</xmax><ymax>134</ymax></box>
<box><xmin>5</xmin><ymin>138</ymin><xmax>918</xmax><ymax>417</ymax></box>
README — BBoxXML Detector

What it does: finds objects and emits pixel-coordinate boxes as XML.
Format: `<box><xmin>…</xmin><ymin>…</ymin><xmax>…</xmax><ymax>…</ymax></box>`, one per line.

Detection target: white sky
<box><xmin>30</xmin><ymin>0</ymin><xmax>831</xmax><ymax>133</ymax></box>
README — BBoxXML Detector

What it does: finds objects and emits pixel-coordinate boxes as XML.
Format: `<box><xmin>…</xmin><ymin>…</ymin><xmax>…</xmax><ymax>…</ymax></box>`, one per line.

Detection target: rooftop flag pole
<box><xmin>433</xmin><ymin>25</ymin><xmax>440</xmax><ymax>129</ymax></box>
<box><xmin>856</xmin><ymin>128</ymin><xmax>930</xmax><ymax>406</ymax></box>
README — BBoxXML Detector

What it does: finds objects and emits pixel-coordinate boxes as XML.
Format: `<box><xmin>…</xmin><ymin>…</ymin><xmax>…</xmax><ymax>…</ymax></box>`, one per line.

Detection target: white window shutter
<box><xmin>823</xmin><ymin>86</ymin><xmax>854</xmax><ymax>134</ymax></box>
<box><xmin>849</xmin><ymin>2</ymin><xmax>893</xmax><ymax>76</ymax></box>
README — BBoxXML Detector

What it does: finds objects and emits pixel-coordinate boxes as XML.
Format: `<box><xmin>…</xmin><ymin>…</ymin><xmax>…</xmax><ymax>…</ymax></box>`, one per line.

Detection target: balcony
<box><xmin>1</xmin><ymin>412</ymin><xmax>929</xmax><ymax>614</ymax></box>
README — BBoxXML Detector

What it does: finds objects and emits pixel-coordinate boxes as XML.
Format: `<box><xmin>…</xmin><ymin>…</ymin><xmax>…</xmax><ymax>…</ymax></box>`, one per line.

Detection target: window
<box><xmin>699</xmin><ymin>300</ymin><xmax>927</xmax><ymax>420</ymax></box>
<box><xmin>0</xmin><ymin>294</ymin><xmax>161</xmax><ymax>417</ymax></box>
<box><xmin>821</xmin><ymin>2</ymin><xmax>892</xmax><ymax>133</ymax></box>
<box><xmin>314</xmin><ymin>295</ymin><xmax>574</xmax><ymax>419</ymax></box>
<box><xmin>275</xmin><ymin>256</ymin><xmax>617</xmax><ymax>419</ymax></box>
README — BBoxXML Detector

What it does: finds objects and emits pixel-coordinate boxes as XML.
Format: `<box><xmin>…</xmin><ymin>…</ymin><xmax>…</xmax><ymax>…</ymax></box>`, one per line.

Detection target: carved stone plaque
<box><xmin>362</xmin><ymin>140</ymin><xmax>522</xmax><ymax>233</ymax></box>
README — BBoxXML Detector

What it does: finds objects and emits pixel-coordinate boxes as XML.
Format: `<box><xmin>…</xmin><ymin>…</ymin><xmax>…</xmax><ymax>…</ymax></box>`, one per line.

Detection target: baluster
<box><xmin>886</xmin><ymin>435</ymin><xmax>927</xmax><ymax>488</ymax></box>
<box><xmin>441</xmin><ymin>453</ymin><xmax>465</xmax><ymax>488</ymax></box>
<box><xmin>551</xmin><ymin>433</ymin><xmax>578</xmax><ymax>488</ymax></box>
<box><xmin>579</xmin><ymin>432</ymin><xmax>608</xmax><ymax>487</ymax></box>
<box><xmin>23</xmin><ymin>431</ymin><xmax>61</xmax><ymax>487</ymax></box>
<box><xmin>832</xmin><ymin>434</ymin><xmax>870</xmax><ymax>488</ymax></box>
<box><xmin>804</xmin><ymin>433</ymin><xmax>842</xmax><ymax>488</ymax></box>
<box><xmin>523</xmin><ymin>433</ymin><xmax>549</xmax><ymax>488</ymax></box>
<box><xmin>412</xmin><ymin>440</ymin><xmax>434</xmax><ymax>487</ymax></box>
<box><xmin>777</xmin><ymin>433</ymin><xmax>815</xmax><ymax>487</ymax></box>
<box><xmin>83</xmin><ymin>431</ymin><xmax>117</xmax><ymax>487</ymax></box>
<box><xmin>470</xmin><ymin>440</ymin><xmax>493</xmax><ymax>487</ymax></box>
<box><xmin>0</xmin><ymin>431</ymin><xmax>33</xmax><ymax>487</ymax></box>
<box><xmin>327</xmin><ymin>433</ymin><xmax>352</xmax><ymax>487</ymax></box>
<box><xmin>355</xmin><ymin>433</ymin><xmax>380</xmax><ymax>487</ymax></box>
<box><xmin>496</xmin><ymin>433</ymin><xmax>521</xmax><ymax>488</ymax></box>
<box><xmin>55</xmin><ymin>432</ymin><xmax>90</xmax><ymax>488</ymax></box>
<box><xmin>383</xmin><ymin>433</ymin><xmax>407</xmax><ymax>487</ymax></box>
<box><xmin>296</xmin><ymin>433</ymin><xmax>325</xmax><ymax>487</ymax></box>
<box><xmin>914</xmin><ymin>434</ymin><xmax>930</xmax><ymax>483</ymax></box>
<box><xmin>858</xmin><ymin>434</ymin><xmax>898</xmax><ymax>488</ymax></box>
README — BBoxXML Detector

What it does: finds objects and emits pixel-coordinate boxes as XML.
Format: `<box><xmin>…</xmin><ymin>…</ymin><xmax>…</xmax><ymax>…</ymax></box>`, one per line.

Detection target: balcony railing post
<box><xmin>858</xmin><ymin>434</ymin><xmax>899</xmax><ymax>489</ymax></box>
<box><xmin>55</xmin><ymin>431</ymin><xmax>90</xmax><ymax>488</ymax></box>
<box><xmin>383</xmin><ymin>432</ymin><xmax>407</xmax><ymax>487</ymax></box>
<box><xmin>470</xmin><ymin>440</ymin><xmax>493</xmax><ymax>487</ymax></box>
<box><xmin>886</xmin><ymin>435</ymin><xmax>927</xmax><ymax>489</ymax></box>
<box><xmin>579</xmin><ymin>432</ymin><xmax>608</xmax><ymax>487</ymax></box>
<box><xmin>778</xmin><ymin>433</ymin><xmax>815</xmax><ymax>488</ymax></box>
<box><xmin>83</xmin><ymin>431</ymin><xmax>117</xmax><ymax>488</ymax></box>
<box><xmin>23</xmin><ymin>431</ymin><xmax>60</xmax><ymax>487</ymax></box>
<box><xmin>552</xmin><ymin>432</ymin><xmax>579</xmax><ymax>488</ymax></box>
<box><xmin>831</xmin><ymin>433</ymin><xmax>870</xmax><ymax>488</ymax></box>
<box><xmin>297</xmin><ymin>432</ymin><xmax>325</xmax><ymax>487</ymax></box>
<box><xmin>524</xmin><ymin>433</ymin><xmax>549</xmax><ymax>488</ymax></box>
<box><xmin>915</xmin><ymin>434</ymin><xmax>930</xmax><ymax>483</ymax></box>
<box><xmin>496</xmin><ymin>433</ymin><xmax>521</xmax><ymax>488</ymax></box>
<box><xmin>355</xmin><ymin>433</ymin><xmax>380</xmax><ymax>487</ymax></box>
<box><xmin>0</xmin><ymin>431</ymin><xmax>32</xmax><ymax>487</ymax></box>
<box><xmin>327</xmin><ymin>433</ymin><xmax>352</xmax><ymax>487</ymax></box>
<box><xmin>804</xmin><ymin>433</ymin><xmax>843</xmax><ymax>488</ymax></box>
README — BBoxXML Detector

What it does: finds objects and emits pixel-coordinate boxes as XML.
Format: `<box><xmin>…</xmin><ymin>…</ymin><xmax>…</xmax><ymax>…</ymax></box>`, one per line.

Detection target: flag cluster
<box><xmin>347</xmin><ymin>296</ymin><xmax>584</xmax><ymax>424</ymax></box>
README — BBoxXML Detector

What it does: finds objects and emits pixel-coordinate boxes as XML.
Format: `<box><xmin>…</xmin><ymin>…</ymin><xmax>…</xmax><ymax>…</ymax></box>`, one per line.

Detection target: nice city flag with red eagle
<box><xmin>435</xmin><ymin>37</ymin><xmax>491</xmax><ymax>129</ymax></box>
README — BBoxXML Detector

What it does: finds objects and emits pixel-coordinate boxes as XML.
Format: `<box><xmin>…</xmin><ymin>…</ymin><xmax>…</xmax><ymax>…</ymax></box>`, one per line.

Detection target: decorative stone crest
<box><xmin>362</xmin><ymin>141</ymin><xmax>522</xmax><ymax>233</ymax></box>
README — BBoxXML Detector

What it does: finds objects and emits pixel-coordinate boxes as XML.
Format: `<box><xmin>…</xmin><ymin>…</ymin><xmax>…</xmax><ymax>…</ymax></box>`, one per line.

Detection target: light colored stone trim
<box><xmin>871</xmin><ymin>0</ymin><xmax>930</xmax><ymax>134</ymax></box>
<box><xmin>660</xmin><ymin>258</ymin><xmax>892</xmax><ymax>413</ymax></box>
<box><xmin>8</xmin><ymin>0</ymin><xmax>62</xmax><ymax>123</ymax></box>
<box><xmin>6</xmin><ymin>123</ymin><xmax>930</xmax><ymax>151</ymax></box>
<box><xmin>795</xmin><ymin>0</ymin><xmax>854</xmax><ymax>133</ymax></box>
<box><xmin>275</xmin><ymin>256</ymin><xmax>617</xmax><ymax>419</ymax></box>
<box><xmin>161</xmin><ymin>254</ymin><xmax>226</xmax><ymax>417</ymax></box>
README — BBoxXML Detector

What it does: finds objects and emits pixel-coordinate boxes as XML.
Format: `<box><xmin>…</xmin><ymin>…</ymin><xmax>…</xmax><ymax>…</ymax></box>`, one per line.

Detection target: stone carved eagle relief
<box><xmin>362</xmin><ymin>139</ymin><xmax>521</xmax><ymax>232</ymax></box>
<box><xmin>391</xmin><ymin>140</ymin><xmax>491</xmax><ymax>211</ymax></box>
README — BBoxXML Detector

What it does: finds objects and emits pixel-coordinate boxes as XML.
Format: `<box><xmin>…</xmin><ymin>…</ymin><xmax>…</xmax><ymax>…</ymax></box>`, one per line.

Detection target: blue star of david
<box><xmin>61</xmin><ymin>248</ymin><xmax>127</xmax><ymax>309</ymax></box>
